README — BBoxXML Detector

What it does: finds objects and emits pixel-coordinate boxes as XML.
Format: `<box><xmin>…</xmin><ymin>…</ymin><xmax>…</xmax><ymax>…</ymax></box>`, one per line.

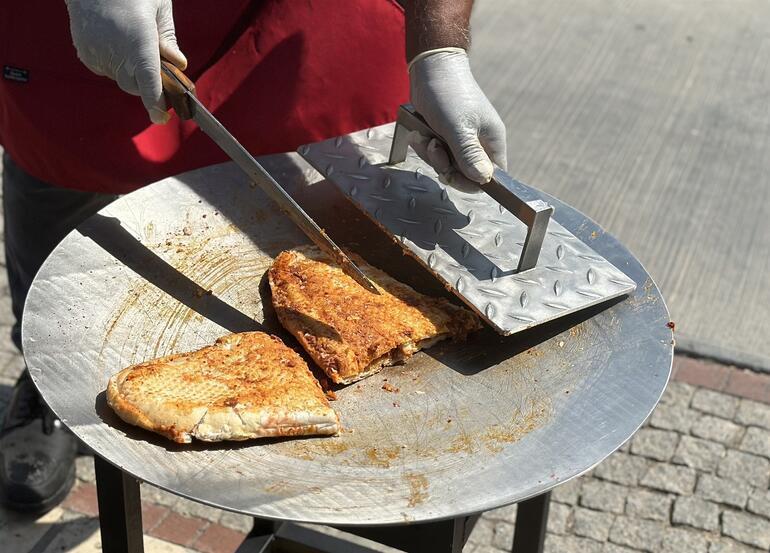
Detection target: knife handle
<box><xmin>160</xmin><ymin>60</ymin><xmax>196</xmax><ymax>120</ymax></box>
<box><xmin>388</xmin><ymin>104</ymin><xmax>553</xmax><ymax>272</ymax></box>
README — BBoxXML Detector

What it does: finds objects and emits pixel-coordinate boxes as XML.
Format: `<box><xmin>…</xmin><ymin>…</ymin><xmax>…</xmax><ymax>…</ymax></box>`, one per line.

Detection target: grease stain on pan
<box><xmin>98</xmin><ymin>220</ymin><xmax>268</xmax><ymax>373</ymax></box>
<box><xmin>569</xmin><ymin>323</ymin><xmax>585</xmax><ymax>338</ymax></box>
<box><xmin>447</xmin><ymin>433</ymin><xmax>475</xmax><ymax>454</ymax></box>
<box><xmin>364</xmin><ymin>446</ymin><xmax>402</xmax><ymax>468</ymax></box>
<box><xmin>480</xmin><ymin>399</ymin><xmax>552</xmax><ymax>454</ymax></box>
<box><xmin>404</xmin><ymin>473</ymin><xmax>429</xmax><ymax>507</ymax></box>
<box><xmin>275</xmin><ymin>437</ymin><xmax>351</xmax><ymax>461</ymax></box>
<box><xmin>445</xmin><ymin>398</ymin><xmax>551</xmax><ymax>455</ymax></box>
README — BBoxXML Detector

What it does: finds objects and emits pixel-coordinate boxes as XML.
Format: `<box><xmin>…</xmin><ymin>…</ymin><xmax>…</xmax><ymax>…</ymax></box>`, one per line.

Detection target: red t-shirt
<box><xmin>0</xmin><ymin>1</ymin><xmax>408</xmax><ymax>193</ymax></box>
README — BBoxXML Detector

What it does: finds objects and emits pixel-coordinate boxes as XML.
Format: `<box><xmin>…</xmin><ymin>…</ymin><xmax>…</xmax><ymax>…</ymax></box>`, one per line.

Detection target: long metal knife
<box><xmin>160</xmin><ymin>61</ymin><xmax>379</xmax><ymax>294</ymax></box>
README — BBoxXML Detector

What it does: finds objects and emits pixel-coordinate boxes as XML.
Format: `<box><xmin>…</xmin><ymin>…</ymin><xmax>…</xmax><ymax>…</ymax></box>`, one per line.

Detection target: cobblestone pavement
<box><xmin>1</xmin><ymin>182</ymin><xmax>769</xmax><ymax>551</ymax></box>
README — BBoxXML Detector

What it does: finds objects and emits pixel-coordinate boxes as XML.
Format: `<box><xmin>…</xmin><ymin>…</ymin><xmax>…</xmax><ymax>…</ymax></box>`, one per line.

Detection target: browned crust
<box><xmin>267</xmin><ymin>247</ymin><xmax>481</xmax><ymax>383</ymax></box>
<box><xmin>106</xmin><ymin>332</ymin><xmax>340</xmax><ymax>443</ymax></box>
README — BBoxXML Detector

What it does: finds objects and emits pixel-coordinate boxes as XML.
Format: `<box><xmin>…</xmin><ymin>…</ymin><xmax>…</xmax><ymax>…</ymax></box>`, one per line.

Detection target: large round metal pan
<box><xmin>22</xmin><ymin>150</ymin><xmax>672</xmax><ymax>525</ymax></box>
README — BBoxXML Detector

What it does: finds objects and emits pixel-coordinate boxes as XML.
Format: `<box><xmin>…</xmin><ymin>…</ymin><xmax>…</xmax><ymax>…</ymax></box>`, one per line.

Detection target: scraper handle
<box><xmin>160</xmin><ymin>60</ymin><xmax>196</xmax><ymax>120</ymax></box>
<box><xmin>388</xmin><ymin>104</ymin><xmax>553</xmax><ymax>272</ymax></box>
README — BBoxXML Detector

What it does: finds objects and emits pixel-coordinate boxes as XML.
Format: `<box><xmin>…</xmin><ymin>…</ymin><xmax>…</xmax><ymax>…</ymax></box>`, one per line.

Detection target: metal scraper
<box><xmin>298</xmin><ymin>104</ymin><xmax>637</xmax><ymax>335</ymax></box>
<box><xmin>159</xmin><ymin>61</ymin><xmax>379</xmax><ymax>294</ymax></box>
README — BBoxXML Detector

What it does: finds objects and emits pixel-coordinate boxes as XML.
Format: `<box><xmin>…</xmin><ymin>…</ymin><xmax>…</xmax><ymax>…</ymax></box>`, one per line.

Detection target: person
<box><xmin>0</xmin><ymin>0</ymin><xmax>506</xmax><ymax>513</ymax></box>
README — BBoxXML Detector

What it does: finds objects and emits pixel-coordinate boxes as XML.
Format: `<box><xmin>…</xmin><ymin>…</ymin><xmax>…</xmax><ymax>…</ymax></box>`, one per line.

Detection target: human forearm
<box><xmin>404</xmin><ymin>0</ymin><xmax>473</xmax><ymax>61</ymax></box>
<box><xmin>402</xmin><ymin>0</ymin><xmax>507</xmax><ymax>186</ymax></box>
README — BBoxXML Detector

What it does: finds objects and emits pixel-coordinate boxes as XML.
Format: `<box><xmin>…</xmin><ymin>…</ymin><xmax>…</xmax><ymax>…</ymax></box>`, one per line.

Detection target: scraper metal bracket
<box><xmin>389</xmin><ymin>104</ymin><xmax>553</xmax><ymax>273</ymax></box>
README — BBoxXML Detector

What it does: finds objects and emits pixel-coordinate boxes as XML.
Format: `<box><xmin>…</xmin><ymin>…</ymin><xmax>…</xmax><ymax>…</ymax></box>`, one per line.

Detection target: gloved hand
<box><xmin>409</xmin><ymin>48</ymin><xmax>507</xmax><ymax>192</ymax></box>
<box><xmin>65</xmin><ymin>0</ymin><xmax>187</xmax><ymax>124</ymax></box>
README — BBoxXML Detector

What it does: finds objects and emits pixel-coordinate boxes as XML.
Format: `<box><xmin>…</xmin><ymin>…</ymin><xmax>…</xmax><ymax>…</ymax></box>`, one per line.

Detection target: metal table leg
<box><xmin>511</xmin><ymin>492</ymin><xmax>550</xmax><ymax>553</ymax></box>
<box><xmin>94</xmin><ymin>455</ymin><xmax>144</xmax><ymax>553</ymax></box>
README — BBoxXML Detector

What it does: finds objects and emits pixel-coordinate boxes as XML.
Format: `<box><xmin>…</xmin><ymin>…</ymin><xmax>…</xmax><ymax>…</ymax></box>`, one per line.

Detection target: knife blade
<box><xmin>160</xmin><ymin>62</ymin><xmax>379</xmax><ymax>294</ymax></box>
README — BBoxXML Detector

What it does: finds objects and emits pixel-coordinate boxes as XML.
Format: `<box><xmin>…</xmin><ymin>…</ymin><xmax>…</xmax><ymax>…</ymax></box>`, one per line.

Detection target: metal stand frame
<box><xmin>94</xmin><ymin>456</ymin><xmax>550</xmax><ymax>553</ymax></box>
<box><xmin>94</xmin><ymin>455</ymin><xmax>144</xmax><ymax>553</ymax></box>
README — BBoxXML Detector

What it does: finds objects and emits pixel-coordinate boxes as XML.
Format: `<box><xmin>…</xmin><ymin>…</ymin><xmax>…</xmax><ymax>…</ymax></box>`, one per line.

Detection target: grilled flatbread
<box><xmin>106</xmin><ymin>332</ymin><xmax>339</xmax><ymax>443</ymax></box>
<box><xmin>268</xmin><ymin>247</ymin><xmax>480</xmax><ymax>384</ymax></box>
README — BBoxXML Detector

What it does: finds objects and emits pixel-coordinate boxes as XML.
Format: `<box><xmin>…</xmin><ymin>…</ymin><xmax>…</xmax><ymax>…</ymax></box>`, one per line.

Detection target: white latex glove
<box><xmin>65</xmin><ymin>0</ymin><xmax>187</xmax><ymax>124</ymax></box>
<box><xmin>409</xmin><ymin>48</ymin><xmax>507</xmax><ymax>192</ymax></box>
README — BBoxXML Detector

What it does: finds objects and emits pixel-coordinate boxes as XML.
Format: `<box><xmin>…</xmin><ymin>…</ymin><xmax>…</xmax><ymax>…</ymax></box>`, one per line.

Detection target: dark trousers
<box><xmin>2</xmin><ymin>153</ymin><xmax>117</xmax><ymax>352</ymax></box>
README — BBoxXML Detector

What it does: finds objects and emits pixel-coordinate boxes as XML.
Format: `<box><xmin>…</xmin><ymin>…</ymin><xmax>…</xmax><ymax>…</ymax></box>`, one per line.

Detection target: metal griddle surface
<box><xmin>22</xmin><ymin>150</ymin><xmax>672</xmax><ymax>525</ymax></box>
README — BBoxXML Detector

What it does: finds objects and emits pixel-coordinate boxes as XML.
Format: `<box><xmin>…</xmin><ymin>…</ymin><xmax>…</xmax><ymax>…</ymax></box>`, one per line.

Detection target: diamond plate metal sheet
<box><xmin>299</xmin><ymin>125</ymin><xmax>637</xmax><ymax>335</ymax></box>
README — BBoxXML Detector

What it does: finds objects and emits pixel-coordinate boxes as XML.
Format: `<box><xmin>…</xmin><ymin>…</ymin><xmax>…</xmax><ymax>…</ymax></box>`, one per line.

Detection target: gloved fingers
<box><xmin>408</xmin><ymin>132</ymin><xmax>481</xmax><ymax>194</ymax></box>
<box><xmin>406</xmin><ymin>130</ymin><xmax>432</xmax><ymax>162</ymax></box>
<box><xmin>407</xmin><ymin>131</ymin><xmax>452</xmax><ymax>173</ymax></box>
<box><xmin>135</xmin><ymin>59</ymin><xmax>169</xmax><ymax>124</ymax></box>
<box><xmin>129</xmin><ymin>25</ymin><xmax>168</xmax><ymax>124</ymax></box>
<box><xmin>426</xmin><ymin>138</ymin><xmax>482</xmax><ymax>193</ymax></box>
<box><xmin>479</xmin><ymin>114</ymin><xmax>508</xmax><ymax>172</ymax></box>
<box><xmin>156</xmin><ymin>0</ymin><xmax>187</xmax><ymax>70</ymax></box>
<box><xmin>114</xmin><ymin>61</ymin><xmax>140</xmax><ymax>96</ymax></box>
<box><xmin>444</xmin><ymin>126</ymin><xmax>496</xmax><ymax>185</ymax></box>
<box><xmin>439</xmin><ymin>168</ymin><xmax>484</xmax><ymax>194</ymax></box>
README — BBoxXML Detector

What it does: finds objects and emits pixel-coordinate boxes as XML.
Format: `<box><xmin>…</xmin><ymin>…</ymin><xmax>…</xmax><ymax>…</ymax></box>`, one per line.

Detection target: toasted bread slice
<box><xmin>268</xmin><ymin>247</ymin><xmax>480</xmax><ymax>384</ymax></box>
<box><xmin>106</xmin><ymin>332</ymin><xmax>339</xmax><ymax>443</ymax></box>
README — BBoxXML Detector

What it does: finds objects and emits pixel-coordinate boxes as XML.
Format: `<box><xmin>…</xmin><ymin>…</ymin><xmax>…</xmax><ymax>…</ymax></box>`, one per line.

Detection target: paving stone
<box><xmin>572</xmin><ymin>507</ymin><xmax>614</xmax><ymax>542</ymax></box>
<box><xmin>593</xmin><ymin>452</ymin><xmax>649</xmax><ymax>486</ymax></box>
<box><xmin>738</xmin><ymin>426</ymin><xmax>770</xmax><ymax>459</ymax></box>
<box><xmin>649</xmin><ymin>402</ymin><xmax>698</xmax><ymax>433</ymax></box>
<box><xmin>673</xmin><ymin>358</ymin><xmax>731</xmax><ymax>392</ymax></box>
<box><xmin>717</xmin><ymin>450</ymin><xmax>770</xmax><ymax>488</ymax></box>
<box><xmin>142</xmin><ymin>502</ymin><xmax>170</xmax><ymax>533</ymax></box>
<box><xmin>747</xmin><ymin>488</ymin><xmax>770</xmax><ymax>518</ymax></box>
<box><xmin>552</xmin><ymin>478</ymin><xmax>582</xmax><ymax>505</ymax></box>
<box><xmin>579</xmin><ymin>480</ymin><xmax>628</xmax><ymax>514</ymax></box>
<box><xmin>141</xmin><ymin>483</ymin><xmax>183</xmax><ymax>507</ymax></box>
<box><xmin>547</xmin><ymin>502</ymin><xmax>572</xmax><ymax>535</ymax></box>
<box><xmin>36</xmin><ymin>516</ymin><xmax>197</xmax><ymax>553</ymax></box>
<box><xmin>62</xmin><ymin>483</ymin><xmax>99</xmax><ymax>517</ymax></box>
<box><xmin>671</xmin><ymin>496</ymin><xmax>720</xmax><ymax>532</ymax></box>
<box><xmin>485</xmin><ymin>502</ymin><xmax>517</xmax><ymax>524</ymax></box>
<box><xmin>193</xmin><ymin>524</ymin><xmax>247</xmax><ymax>553</ymax></box>
<box><xmin>217</xmin><ymin>511</ymin><xmax>254</xmax><ymax>534</ymax></box>
<box><xmin>467</xmin><ymin>517</ymin><xmax>496</xmax><ymax>546</ymax></box>
<box><xmin>660</xmin><ymin>526</ymin><xmax>711</xmax><ymax>553</ymax></box>
<box><xmin>691</xmin><ymin>415</ymin><xmax>744</xmax><ymax>446</ymax></box>
<box><xmin>630</xmin><ymin>428</ymin><xmax>679</xmax><ymax>462</ymax></box>
<box><xmin>695</xmin><ymin>474</ymin><xmax>750</xmax><ymax>509</ymax></box>
<box><xmin>721</xmin><ymin>510</ymin><xmax>770</xmax><ymax>550</ymax></box>
<box><xmin>75</xmin><ymin>455</ymin><xmax>95</xmax><ymax>483</ymax></box>
<box><xmin>545</xmin><ymin>534</ymin><xmax>603</xmax><ymax>553</ymax></box>
<box><xmin>625</xmin><ymin>488</ymin><xmax>673</xmax><ymax>521</ymax></box>
<box><xmin>491</xmin><ymin>520</ymin><xmax>515</xmax><ymax>551</ymax></box>
<box><xmin>725</xmin><ymin>369</ymin><xmax>770</xmax><ymax>403</ymax></box>
<box><xmin>464</xmin><ymin>545</ymin><xmax>500</xmax><ymax>553</ymax></box>
<box><xmin>171</xmin><ymin>497</ymin><xmax>223</xmax><ymax>523</ymax></box>
<box><xmin>150</xmin><ymin>512</ymin><xmax>208</xmax><ymax>548</ymax></box>
<box><xmin>640</xmin><ymin>462</ymin><xmax>697</xmax><ymax>495</ymax></box>
<box><xmin>608</xmin><ymin>516</ymin><xmax>664</xmax><ymax>552</ymax></box>
<box><xmin>601</xmin><ymin>545</ymin><xmax>638</xmax><ymax>553</ymax></box>
<box><xmin>672</xmin><ymin>435</ymin><xmax>726</xmax><ymax>472</ymax></box>
<box><xmin>660</xmin><ymin>381</ymin><xmax>696</xmax><ymax>407</ymax></box>
<box><xmin>38</xmin><ymin>517</ymin><xmax>101</xmax><ymax>553</ymax></box>
<box><xmin>709</xmin><ymin>537</ymin><xmax>765</xmax><ymax>553</ymax></box>
<box><xmin>735</xmin><ymin>398</ymin><xmax>770</xmax><ymax>430</ymax></box>
<box><xmin>1</xmin><ymin>506</ymin><xmax>66</xmax><ymax>553</ymax></box>
<box><xmin>692</xmin><ymin>389</ymin><xmax>739</xmax><ymax>419</ymax></box>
